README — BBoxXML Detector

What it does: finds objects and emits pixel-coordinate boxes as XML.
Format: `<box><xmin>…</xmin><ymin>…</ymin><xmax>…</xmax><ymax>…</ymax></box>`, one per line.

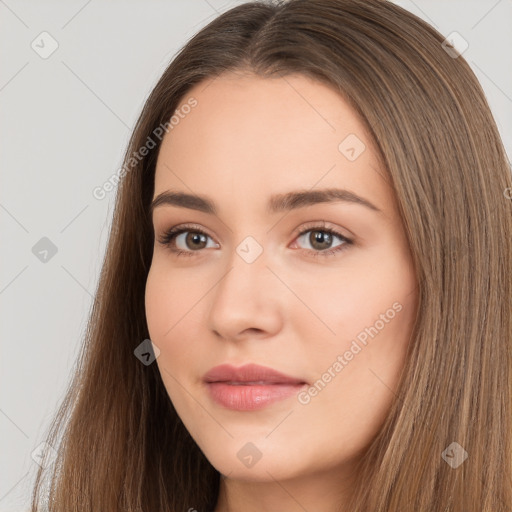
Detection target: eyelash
<box><xmin>156</xmin><ymin>222</ymin><xmax>353</xmax><ymax>259</ymax></box>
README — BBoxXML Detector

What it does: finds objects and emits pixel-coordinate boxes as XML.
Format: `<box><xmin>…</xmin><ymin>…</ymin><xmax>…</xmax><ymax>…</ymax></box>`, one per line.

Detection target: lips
<box><xmin>203</xmin><ymin>363</ymin><xmax>308</xmax><ymax>411</ymax></box>
<box><xmin>203</xmin><ymin>363</ymin><xmax>307</xmax><ymax>385</ymax></box>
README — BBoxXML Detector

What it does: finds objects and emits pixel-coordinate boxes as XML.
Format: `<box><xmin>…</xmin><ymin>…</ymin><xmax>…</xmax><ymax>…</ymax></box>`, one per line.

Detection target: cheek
<box><xmin>145</xmin><ymin>265</ymin><xmax>186</xmax><ymax>368</ymax></box>
<box><xmin>145</xmin><ymin>262</ymin><xmax>211</xmax><ymax>377</ymax></box>
<box><xmin>299</xmin><ymin>244</ymin><xmax>417</xmax><ymax>393</ymax></box>
<box><xmin>292</xmin><ymin>254</ymin><xmax>416</xmax><ymax>352</ymax></box>
<box><xmin>145</xmin><ymin>264</ymin><xmax>172</xmax><ymax>341</ymax></box>
<box><xmin>294</xmin><ymin>265</ymin><xmax>417</xmax><ymax>452</ymax></box>
<box><xmin>145</xmin><ymin>262</ymin><xmax>196</xmax><ymax>339</ymax></box>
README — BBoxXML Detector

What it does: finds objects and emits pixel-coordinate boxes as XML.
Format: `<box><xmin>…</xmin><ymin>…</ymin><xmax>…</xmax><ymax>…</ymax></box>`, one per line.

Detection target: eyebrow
<box><xmin>150</xmin><ymin>188</ymin><xmax>382</xmax><ymax>216</ymax></box>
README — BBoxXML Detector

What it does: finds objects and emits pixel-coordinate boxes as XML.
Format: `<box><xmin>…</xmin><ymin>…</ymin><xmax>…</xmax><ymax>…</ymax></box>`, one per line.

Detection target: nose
<box><xmin>206</xmin><ymin>245</ymin><xmax>283</xmax><ymax>342</ymax></box>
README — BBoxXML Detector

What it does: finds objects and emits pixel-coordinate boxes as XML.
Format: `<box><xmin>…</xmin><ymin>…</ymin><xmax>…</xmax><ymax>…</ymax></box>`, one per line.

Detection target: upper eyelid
<box><xmin>160</xmin><ymin>221</ymin><xmax>352</xmax><ymax>244</ymax></box>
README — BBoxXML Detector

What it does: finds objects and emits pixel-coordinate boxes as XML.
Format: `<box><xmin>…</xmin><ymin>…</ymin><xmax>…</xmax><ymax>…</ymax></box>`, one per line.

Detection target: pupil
<box><xmin>312</xmin><ymin>231</ymin><xmax>331</xmax><ymax>249</ymax></box>
<box><xmin>189</xmin><ymin>233</ymin><xmax>206</xmax><ymax>249</ymax></box>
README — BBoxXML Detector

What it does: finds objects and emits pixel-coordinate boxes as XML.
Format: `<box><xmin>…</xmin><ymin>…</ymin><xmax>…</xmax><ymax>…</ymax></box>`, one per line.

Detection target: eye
<box><xmin>156</xmin><ymin>221</ymin><xmax>353</xmax><ymax>258</ymax></box>
<box><xmin>292</xmin><ymin>222</ymin><xmax>353</xmax><ymax>258</ymax></box>
<box><xmin>156</xmin><ymin>223</ymin><xmax>218</xmax><ymax>257</ymax></box>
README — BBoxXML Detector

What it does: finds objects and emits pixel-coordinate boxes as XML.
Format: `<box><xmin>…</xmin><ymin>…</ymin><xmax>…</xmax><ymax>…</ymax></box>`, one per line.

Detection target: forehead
<box><xmin>153</xmin><ymin>71</ymin><xmax>393</xmax><ymax>217</ymax></box>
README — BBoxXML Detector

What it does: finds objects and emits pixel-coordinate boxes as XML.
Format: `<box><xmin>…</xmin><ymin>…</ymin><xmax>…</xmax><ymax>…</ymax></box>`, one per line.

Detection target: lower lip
<box><xmin>205</xmin><ymin>382</ymin><xmax>306</xmax><ymax>411</ymax></box>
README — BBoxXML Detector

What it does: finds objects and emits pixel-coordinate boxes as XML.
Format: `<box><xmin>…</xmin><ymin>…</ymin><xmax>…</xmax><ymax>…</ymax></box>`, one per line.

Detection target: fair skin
<box><xmin>145</xmin><ymin>70</ymin><xmax>419</xmax><ymax>512</ymax></box>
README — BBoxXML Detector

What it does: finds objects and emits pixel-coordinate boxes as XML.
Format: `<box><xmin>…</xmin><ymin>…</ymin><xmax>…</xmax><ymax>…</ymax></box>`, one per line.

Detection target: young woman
<box><xmin>31</xmin><ymin>0</ymin><xmax>512</xmax><ymax>510</ymax></box>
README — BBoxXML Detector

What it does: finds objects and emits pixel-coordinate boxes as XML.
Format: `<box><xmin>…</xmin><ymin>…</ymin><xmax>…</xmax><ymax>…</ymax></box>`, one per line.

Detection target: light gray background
<box><xmin>1</xmin><ymin>1</ymin><xmax>511</xmax><ymax>510</ymax></box>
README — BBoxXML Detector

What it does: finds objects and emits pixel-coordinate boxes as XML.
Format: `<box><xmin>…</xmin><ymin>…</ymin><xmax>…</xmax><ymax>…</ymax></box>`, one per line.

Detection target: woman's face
<box><xmin>145</xmin><ymin>71</ymin><xmax>418</xmax><ymax>490</ymax></box>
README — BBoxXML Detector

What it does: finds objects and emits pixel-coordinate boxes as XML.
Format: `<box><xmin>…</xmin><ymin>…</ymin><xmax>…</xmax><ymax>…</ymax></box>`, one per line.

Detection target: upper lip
<box><xmin>203</xmin><ymin>363</ymin><xmax>307</xmax><ymax>385</ymax></box>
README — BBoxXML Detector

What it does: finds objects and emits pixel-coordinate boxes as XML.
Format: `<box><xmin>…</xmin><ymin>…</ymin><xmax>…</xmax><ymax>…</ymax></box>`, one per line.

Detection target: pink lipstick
<box><xmin>203</xmin><ymin>363</ymin><xmax>307</xmax><ymax>411</ymax></box>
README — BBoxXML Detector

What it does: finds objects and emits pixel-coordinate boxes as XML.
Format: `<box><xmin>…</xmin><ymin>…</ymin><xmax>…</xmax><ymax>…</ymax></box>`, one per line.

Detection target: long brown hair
<box><xmin>30</xmin><ymin>0</ymin><xmax>512</xmax><ymax>510</ymax></box>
